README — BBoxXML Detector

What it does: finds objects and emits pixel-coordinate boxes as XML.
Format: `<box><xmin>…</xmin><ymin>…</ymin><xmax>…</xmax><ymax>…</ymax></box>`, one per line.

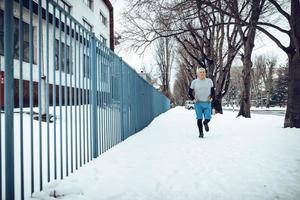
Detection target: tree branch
<box><xmin>267</xmin><ymin>0</ymin><xmax>290</xmax><ymax>22</ymax></box>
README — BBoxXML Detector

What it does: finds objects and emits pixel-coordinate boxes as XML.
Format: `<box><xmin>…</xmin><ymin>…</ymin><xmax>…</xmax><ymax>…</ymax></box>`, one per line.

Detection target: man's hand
<box><xmin>208</xmin><ymin>96</ymin><xmax>212</xmax><ymax>102</ymax></box>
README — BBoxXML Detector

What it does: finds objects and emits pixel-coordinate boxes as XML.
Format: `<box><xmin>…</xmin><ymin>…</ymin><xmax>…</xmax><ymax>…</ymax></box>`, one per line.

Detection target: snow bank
<box><xmin>29</xmin><ymin>107</ymin><xmax>300</xmax><ymax>200</ymax></box>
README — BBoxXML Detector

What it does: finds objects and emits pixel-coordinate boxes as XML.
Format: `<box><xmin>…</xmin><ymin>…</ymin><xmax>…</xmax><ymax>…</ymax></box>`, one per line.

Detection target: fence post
<box><xmin>90</xmin><ymin>33</ymin><xmax>98</xmax><ymax>158</ymax></box>
<box><xmin>4</xmin><ymin>0</ymin><xmax>15</xmax><ymax>199</ymax></box>
<box><xmin>119</xmin><ymin>58</ymin><xmax>124</xmax><ymax>141</ymax></box>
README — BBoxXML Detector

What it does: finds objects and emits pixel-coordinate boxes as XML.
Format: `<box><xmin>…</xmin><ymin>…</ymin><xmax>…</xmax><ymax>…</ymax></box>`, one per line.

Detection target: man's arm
<box><xmin>211</xmin><ymin>87</ymin><xmax>215</xmax><ymax>100</ymax></box>
<box><xmin>188</xmin><ymin>88</ymin><xmax>195</xmax><ymax>100</ymax></box>
<box><xmin>189</xmin><ymin>80</ymin><xmax>195</xmax><ymax>100</ymax></box>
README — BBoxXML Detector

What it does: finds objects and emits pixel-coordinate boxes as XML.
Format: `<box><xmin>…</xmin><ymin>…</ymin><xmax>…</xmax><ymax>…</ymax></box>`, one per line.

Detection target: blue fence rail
<box><xmin>0</xmin><ymin>0</ymin><xmax>170</xmax><ymax>199</ymax></box>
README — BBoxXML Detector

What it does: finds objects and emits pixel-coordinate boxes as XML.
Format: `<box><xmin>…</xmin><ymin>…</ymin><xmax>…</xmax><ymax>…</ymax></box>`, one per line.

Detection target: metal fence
<box><xmin>0</xmin><ymin>0</ymin><xmax>170</xmax><ymax>199</ymax></box>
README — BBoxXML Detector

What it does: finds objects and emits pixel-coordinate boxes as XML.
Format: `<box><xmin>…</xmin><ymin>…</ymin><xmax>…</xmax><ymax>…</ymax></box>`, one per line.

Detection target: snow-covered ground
<box><xmin>29</xmin><ymin>107</ymin><xmax>300</xmax><ymax>200</ymax></box>
<box><xmin>223</xmin><ymin>105</ymin><xmax>286</xmax><ymax>111</ymax></box>
<box><xmin>1</xmin><ymin>105</ymin><xmax>121</xmax><ymax>199</ymax></box>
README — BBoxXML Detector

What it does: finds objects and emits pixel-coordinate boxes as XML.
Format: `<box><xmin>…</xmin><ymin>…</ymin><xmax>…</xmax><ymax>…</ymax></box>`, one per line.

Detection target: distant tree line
<box><xmin>223</xmin><ymin>56</ymin><xmax>288</xmax><ymax>108</ymax></box>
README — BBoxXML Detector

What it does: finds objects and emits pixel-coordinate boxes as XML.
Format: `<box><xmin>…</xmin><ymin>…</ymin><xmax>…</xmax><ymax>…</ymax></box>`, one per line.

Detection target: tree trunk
<box><xmin>284</xmin><ymin>53</ymin><xmax>300</xmax><ymax>128</ymax></box>
<box><xmin>284</xmin><ymin>0</ymin><xmax>300</xmax><ymax>128</ymax></box>
<box><xmin>238</xmin><ymin>52</ymin><xmax>252</xmax><ymax>117</ymax></box>
<box><xmin>237</xmin><ymin>0</ymin><xmax>262</xmax><ymax>118</ymax></box>
<box><xmin>266</xmin><ymin>92</ymin><xmax>270</xmax><ymax>108</ymax></box>
<box><xmin>213</xmin><ymin>97</ymin><xmax>223</xmax><ymax>114</ymax></box>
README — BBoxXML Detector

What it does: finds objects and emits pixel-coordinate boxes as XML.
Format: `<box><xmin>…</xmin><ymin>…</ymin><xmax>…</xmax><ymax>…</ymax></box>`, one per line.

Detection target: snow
<box><xmin>223</xmin><ymin>105</ymin><xmax>287</xmax><ymax>111</ymax></box>
<box><xmin>1</xmin><ymin>105</ymin><xmax>121</xmax><ymax>199</ymax></box>
<box><xmin>29</xmin><ymin>107</ymin><xmax>300</xmax><ymax>200</ymax></box>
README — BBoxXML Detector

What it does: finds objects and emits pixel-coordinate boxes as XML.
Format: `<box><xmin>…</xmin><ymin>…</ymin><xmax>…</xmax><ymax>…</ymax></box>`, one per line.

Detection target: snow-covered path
<box><xmin>30</xmin><ymin>107</ymin><xmax>300</xmax><ymax>200</ymax></box>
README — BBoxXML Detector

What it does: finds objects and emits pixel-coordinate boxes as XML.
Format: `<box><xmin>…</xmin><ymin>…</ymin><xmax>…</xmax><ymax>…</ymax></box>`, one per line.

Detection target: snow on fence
<box><xmin>0</xmin><ymin>1</ymin><xmax>170</xmax><ymax>199</ymax></box>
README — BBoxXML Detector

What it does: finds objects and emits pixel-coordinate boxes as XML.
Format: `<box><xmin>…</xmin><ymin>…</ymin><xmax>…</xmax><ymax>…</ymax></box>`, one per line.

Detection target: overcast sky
<box><xmin>112</xmin><ymin>1</ymin><xmax>290</xmax><ymax>74</ymax></box>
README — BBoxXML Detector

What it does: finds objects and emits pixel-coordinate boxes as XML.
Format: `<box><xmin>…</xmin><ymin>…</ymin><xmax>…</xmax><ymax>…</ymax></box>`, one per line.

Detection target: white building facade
<box><xmin>52</xmin><ymin>0</ymin><xmax>113</xmax><ymax>49</ymax></box>
<box><xmin>0</xmin><ymin>0</ymin><xmax>114</xmax><ymax>108</ymax></box>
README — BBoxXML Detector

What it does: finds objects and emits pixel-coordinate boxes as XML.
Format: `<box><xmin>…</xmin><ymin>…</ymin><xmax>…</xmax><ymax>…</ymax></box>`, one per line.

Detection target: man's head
<box><xmin>197</xmin><ymin>67</ymin><xmax>206</xmax><ymax>80</ymax></box>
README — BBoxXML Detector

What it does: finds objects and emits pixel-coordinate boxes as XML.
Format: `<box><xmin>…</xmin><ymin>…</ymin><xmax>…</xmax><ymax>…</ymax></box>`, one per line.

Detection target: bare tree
<box><xmin>122</xmin><ymin>0</ymin><xmax>300</xmax><ymax>127</ymax></box>
<box><xmin>177</xmin><ymin>0</ymin><xmax>243</xmax><ymax>114</ymax></box>
<box><xmin>251</xmin><ymin>60</ymin><xmax>263</xmax><ymax>107</ymax></box>
<box><xmin>257</xmin><ymin>56</ymin><xmax>276</xmax><ymax>107</ymax></box>
<box><xmin>154</xmin><ymin>37</ymin><xmax>175</xmax><ymax>99</ymax></box>
<box><xmin>224</xmin><ymin>66</ymin><xmax>243</xmax><ymax>108</ymax></box>
<box><xmin>228</xmin><ymin>0</ymin><xmax>266</xmax><ymax>118</ymax></box>
<box><xmin>173</xmin><ymin>62</ymin><xmax>192</xmax><ymax>106</ymax></box>
<box><xmin>122</xmin><ymin>0</ymin><xmax>243</xmax><ymax>113</ymax></box>
<box><xmin>272</xmin><ymin>64</ymin><xmax>288</xmax><ymax>107</ymax></box>
<box><xmin>173</xmin><ymin>46</ymin><xmax>199</xmax><ymax>105</ymax></box>
<box><xmin>250</xmin><ymin>55</ymin><xmax>276</xmax><ymax>107</ymax></box>
<box><xmin>199</xmin><ymin>0</ymin><xmax>300</xmax><ymax>127</ymax></box>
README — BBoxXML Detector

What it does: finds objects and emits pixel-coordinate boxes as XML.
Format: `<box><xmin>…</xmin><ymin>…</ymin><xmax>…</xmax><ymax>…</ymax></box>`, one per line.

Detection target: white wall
<box><xmin>44</xmin><ymin>0</ymin><xmax>111</xmax><ymax>46</ymax></box>
<box><xmin>0</xmin><ymin>0</ymin><xmax>111</xmax><ymax>92</ymax></box>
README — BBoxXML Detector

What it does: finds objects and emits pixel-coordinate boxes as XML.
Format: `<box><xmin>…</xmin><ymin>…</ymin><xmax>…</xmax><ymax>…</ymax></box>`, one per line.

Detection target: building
<box><xmin>0</xmin><ymin>0</ymin><xmax>114</xmax><ymax>109</ymax></box>
<box><xmin>53</xmin><ymin>0</ymin><xmax>114</xmax><ymax>50</ymax></box>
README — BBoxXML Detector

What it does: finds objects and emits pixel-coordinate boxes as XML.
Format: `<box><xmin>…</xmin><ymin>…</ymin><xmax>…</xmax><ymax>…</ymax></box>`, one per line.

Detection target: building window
<box><xmin>100</xmin><ymin>11</ymin><xmax>107</xmax><ymax>26</ymax></box>
<box><xmin>83</xmin><ymin>18</ymin><xmax>93</xmax><ymax>32</ymax></box>
<box><xmin>100</xmin><ymin>35</ymin><xmax>107</xmax><ymax>46</ymax></box>
<box><xmin>83</xmin><ymin>0</ymin><xmax>93</xmax><ymax>10</ymax></box>
<box><xmin>56</xmin><ymin>0</ymin><xmax>72</xmax><ymax>13</ymax></box>
<box><xmin>0</xmin><ymin>10</ymin><xmax>35</xmax><ymax>63</ymax></box>
<box><xmin>55</xmin><ymin>39</ymin><xmax>72</xmax><ymax>74</ymax></box>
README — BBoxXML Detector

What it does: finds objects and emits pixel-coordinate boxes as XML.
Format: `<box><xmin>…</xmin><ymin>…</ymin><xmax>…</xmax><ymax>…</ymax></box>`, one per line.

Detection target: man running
<box><xmin>188</xmin><ymin>67</ymin><xmax>215</xmax><ymax>138</ymax></box>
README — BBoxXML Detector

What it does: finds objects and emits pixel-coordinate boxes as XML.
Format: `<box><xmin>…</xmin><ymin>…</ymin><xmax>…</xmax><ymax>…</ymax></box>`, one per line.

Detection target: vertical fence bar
<box><xmin>109</xmin><ymin>52</ymin><xmax>112</xmax><ymax>150</ymax></box>
<box><xmin>4</xmin><ymin>0</ymin><xmax>15</xmax><ymax>199</ymax></box>
<box><xmin>88</xmin><ymin>33</ymin><xmax>91</xmax><ymax>161</ymax></box>
<box><xmin>120</xmin><ymin>58</ymin><xmax>124</xmax><ymax>141</ymax></box>
<box><xmin>97</xmin><ymin>42</ymin><xmax>101</xmax><ymax>155</ymax></box>
<box><xmin>46</xmin><ymin>0</ymin><xmax>50</xmax><ymax>184</ymax></box>
<box><xmin>102</xmin><ymin>49</ymin><xmax>105</xmax><ymax>152</ymax></box>
<box><xmin>19</xmin><ymin>0</ymin><xmax>25</xmax><ymax>198</ymax></box>
<box><xmin>112</xmin><ymin>55</ymin><xmax>114</xmax><ymax>146</ymax></box>
<box><xmin>86</xmin><ymin>31</ymin><xmax>89</xmax><ymax>163</ymax></box>
<box><xmin>86</xmin><ymin>31</ymin><xmax>88</xmax><ymax>162</ymax></box>
<box><xmin>109</xmin><ymin>54</ymin><xmax>112</xmax><ymax>149</ymax></box>
<box><xmin>82</xmin><ymin>30</ymin><xmax>86</xmax><ymax>165</ymax></box>
<box><xmin>89</xmin><ymin>34</ymin><xmax>92</xmax><ymax>161</ymax></box>
<box><xmin>0</xmin><ymin>54</ymin><xmax>2</xmax><ymax>200</ymax></box>
<box><xmin>90</xmin><ymin>34</ymin><xmax>98</xmax><ymax>158</ymax></box>
<box><xmin>102</xmin><ymin>47</ymin><xmax>105</xmax><ymax>153</ymax></box>
<box><xmin>105</xmin><ymin>52</ymin><xmax>109</xmax><ymax>151</ymax></box>
<box><xmin>111</xmin><ymin>54</ymin><xmax>114</xmax><ymax>148</ymax></box>
<box><xmin>79</xmin><ymin>26</ymin><xmax>82</xmax><ymax>167</ymax></box>
<box><xmin>74</xmin><ymin>23</ymin><xmax>78</xmax><ymax>170</ymax></box>
<box><xmin>29</xmin><ymin>0</ymin><xmax>35</xmax><ymax>194</ymax></box>
<box><xmin>58</xmin><ymin>10</ymin><xmax>63</xmax><ymax>180</ymax></box>
<box><xmin>99</xmin><ymin>45</ymin><xmax>104</xmax><ymax>154</ymax></box>
<box><xmin>52</xmin><ymin>5</ymin><xmax>57</xmax><ymax>180</ymax></box>
<box><xmin>38</xmin><ymin>0</ymin><xmax>43</xmax><ymax>191</ymax></box>
<box><xmin>64</xmin><ymin>12</ymin><xmax>68</xmax><ymax>177</ymax></box>
<box><xmin>69</xmin><ymin>19</ymin><xmax>73</xmax><ymax>174</ymax></box>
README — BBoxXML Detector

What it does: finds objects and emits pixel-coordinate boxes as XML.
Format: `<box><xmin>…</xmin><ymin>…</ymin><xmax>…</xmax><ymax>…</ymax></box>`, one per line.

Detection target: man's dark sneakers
<box><xmin>203</xmin><ymin>122</ymin><xmax>209</xmax><ymax>132</ymax></box>
<box><xmin>199</xmin><ymin>132</ymin><xmax>204</xmax><ymax>138</ymax></box>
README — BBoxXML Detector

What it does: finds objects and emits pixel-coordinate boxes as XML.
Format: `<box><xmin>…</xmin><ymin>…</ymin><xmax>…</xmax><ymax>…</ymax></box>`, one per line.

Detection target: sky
<box><xmin>112</xmin><ymin>1</ymin><xmax>164</xmax><ymax>73</ymax></box>
<box><xmin>112</xmin><ymin>1</ymin><xmax>290</xmax><ymax>76</ymax></box>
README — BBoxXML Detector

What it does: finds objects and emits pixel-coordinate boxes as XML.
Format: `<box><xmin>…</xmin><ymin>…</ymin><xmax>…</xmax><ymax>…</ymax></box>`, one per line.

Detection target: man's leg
<box><xmin>203</xmin><ymin>102</ymin><xmax>212</xmax><ymax>132</ymax></box>
<box><xmin>195</xmin><ymin>102</ymin><xmax>204</xmax><ymax>137</ymax></box>
<box><xmin>197</xmin><ymin>119</ymin><xmax>203</xmax><ymax>138</ymax></box>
